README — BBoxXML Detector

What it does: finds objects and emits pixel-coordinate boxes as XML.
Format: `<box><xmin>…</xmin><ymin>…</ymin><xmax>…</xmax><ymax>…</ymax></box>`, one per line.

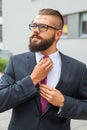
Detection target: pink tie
<box><xmin>40</xmin><ymin>55</ymin><xmax>48</xmax><ymax>113</ymax></box>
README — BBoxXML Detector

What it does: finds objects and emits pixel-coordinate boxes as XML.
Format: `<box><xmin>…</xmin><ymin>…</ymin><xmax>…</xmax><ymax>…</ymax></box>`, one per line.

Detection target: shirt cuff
<box><xmin>58</xmin><ymin>107</ymin><xmax>62</xmax><ymax>114</ymax></box>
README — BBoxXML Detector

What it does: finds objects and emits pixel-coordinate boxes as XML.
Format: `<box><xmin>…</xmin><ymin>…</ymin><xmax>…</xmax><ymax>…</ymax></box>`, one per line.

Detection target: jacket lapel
<box><xmin>56</xmin><ymin>52</ymin><xmax>71</xmax><ymax>92</ymax></box>
<box><xmin>26</xmin><ymin>52</ymin><xmax>36</xmax><ymax>75</ymax></box>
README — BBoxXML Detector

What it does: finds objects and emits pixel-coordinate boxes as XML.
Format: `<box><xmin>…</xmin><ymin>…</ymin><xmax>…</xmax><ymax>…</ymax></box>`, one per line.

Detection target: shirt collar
<box><xmin>35</xmin><ymin>51</ymin><xmax>60</xmax><ymax>64</ymax></box>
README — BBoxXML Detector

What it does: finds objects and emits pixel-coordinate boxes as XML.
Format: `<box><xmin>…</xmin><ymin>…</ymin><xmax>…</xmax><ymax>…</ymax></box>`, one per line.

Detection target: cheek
<box><xmin>30</xmin><ymin>32</ymin><xmax>34</xmax><ymax>37</ymax></box>
<box><xmin>41</xmin><ymin>32</ymin><xmax>53</xmax><ymax>39</ymax></box>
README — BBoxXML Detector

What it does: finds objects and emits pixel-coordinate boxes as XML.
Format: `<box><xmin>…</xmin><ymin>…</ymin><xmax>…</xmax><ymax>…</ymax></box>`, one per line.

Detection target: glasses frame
<box><xmin>29</xmin><ymin>23</ymin><xmax>59</xmax><ymax>32</ymax></box>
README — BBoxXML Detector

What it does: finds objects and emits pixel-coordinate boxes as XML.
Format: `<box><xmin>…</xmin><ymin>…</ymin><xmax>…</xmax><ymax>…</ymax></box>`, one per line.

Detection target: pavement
<box><xmin>0</xmin><ymin>110</ymin><xmax>11</xmax><ymax>130</ymax></box>
<box><xmin>0</xmin><ymin>73</ymin><xmax>87</xmax><ymax>130</ymax></box>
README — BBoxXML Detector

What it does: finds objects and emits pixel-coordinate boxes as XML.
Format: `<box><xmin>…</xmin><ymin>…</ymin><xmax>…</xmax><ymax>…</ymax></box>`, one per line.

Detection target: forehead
<box><xmin>33</xmin><ymin>15</ymin><xmax>57</xmax><ymax>25</ymax></box>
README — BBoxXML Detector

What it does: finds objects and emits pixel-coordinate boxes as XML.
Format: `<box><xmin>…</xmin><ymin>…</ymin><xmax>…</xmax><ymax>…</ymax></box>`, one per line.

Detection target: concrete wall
<box><xmin>58</xmin><ymin>39</ymin><xmax>87</xmax><ymax>64</ymax></box>
<box><xmin>2</xmin><ymin>0</ymin><xmax>87</xmax><ymax>64</ymax></box>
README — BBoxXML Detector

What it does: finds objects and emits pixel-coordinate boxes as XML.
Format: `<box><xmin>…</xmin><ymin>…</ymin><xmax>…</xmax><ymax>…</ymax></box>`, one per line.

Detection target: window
<box><xmin>62</xmin><ymin>16</ymin><xmax>68</xmax><ymax>38</ymax></box>
<box><xmin>0</xmin><ymin>24</ymin><xmax>2</xmax><ymax>42</ymax></box>
<box><xmin>80</xmin><ymin>12</ymin><xmax>87</xmax><ymax>37</ymax></box>
<box><xmin>0</xmin><ymin>0</ymin><xmax>2</xmax><ymax>16</ymax></box>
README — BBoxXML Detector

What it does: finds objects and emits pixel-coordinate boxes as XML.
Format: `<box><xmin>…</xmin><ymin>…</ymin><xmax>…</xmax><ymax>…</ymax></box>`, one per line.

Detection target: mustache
<box><xmin>30</xmin><ymin>34</ymin><xmax>42</xmax><ymax>39</ymax></box>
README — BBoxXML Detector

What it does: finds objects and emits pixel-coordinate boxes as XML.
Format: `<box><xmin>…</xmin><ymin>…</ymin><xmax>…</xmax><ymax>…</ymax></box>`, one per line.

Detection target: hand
<box><xmin>40</xmin><ymin>84</ymin><xmax>64</xmax><ymax>107</ymax></box>
<box><xmin>30</xmin><ymin>57</ymin><xmax>53</xmax><ymax>86</ymax></box>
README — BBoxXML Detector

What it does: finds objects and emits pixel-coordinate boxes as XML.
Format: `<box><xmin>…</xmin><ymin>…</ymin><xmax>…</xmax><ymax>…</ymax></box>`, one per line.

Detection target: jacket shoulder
<box><xmin>11</xmin><ymin>52</ymin><xmax>33</xmax><ymax>58</ymax></box>
<box><xmin>60</xmin><ymin>52</ymin><xmax>86</xmax><ymax>68</ymax></box>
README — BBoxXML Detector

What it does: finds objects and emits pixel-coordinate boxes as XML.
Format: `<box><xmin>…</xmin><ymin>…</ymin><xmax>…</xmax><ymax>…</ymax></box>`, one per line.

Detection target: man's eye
<box><xmin>32</xmin><ymin>24</ymin><xmax>37</xmax><ymax>28</ymax></box>
<box><xmin>40</xmin><ymin>25</ymin><xmax>46</xmax><ymax>28</ymax></box>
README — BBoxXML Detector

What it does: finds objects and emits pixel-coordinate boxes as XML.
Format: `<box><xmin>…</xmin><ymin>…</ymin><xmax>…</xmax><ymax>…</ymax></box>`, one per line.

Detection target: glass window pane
<box><xmin>80</xmin><ymin>12</ymin><xmax>87</xmax><ymax>37</ymax></box>
<box><xmin>82</xmin><ymin>21</ymin><xmax>87</xmax><ymax>34</ymax></box>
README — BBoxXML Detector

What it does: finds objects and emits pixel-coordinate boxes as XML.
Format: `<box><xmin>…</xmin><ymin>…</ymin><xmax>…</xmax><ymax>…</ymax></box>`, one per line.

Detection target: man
<box><xmin>0</xmin><ymin>8</ymin><xmax>87</xmax><ymax>130</ymax></box>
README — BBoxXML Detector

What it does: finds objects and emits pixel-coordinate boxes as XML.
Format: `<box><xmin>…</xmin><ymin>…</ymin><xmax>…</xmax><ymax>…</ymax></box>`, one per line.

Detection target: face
<box><xmin>29</xmin><ymin>15</ymin><xmax>58</xmax><ymax>52</ymax></box>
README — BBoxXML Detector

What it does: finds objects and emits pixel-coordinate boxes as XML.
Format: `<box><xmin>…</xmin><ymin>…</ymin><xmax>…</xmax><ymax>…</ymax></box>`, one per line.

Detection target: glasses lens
<box><xmin>39</xmin><ymin>24</ymin><xmax>48</xmax><ymax>32</ymax></box>
<box><xmin>29</xmin><ymin>24</ymin><xmax>36</xmax><ymax>31</ymax></box>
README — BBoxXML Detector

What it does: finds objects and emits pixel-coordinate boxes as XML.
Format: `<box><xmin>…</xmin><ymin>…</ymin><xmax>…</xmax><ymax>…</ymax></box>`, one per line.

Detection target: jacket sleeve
<box><xmin>0</xmin><ymin>56</ymin><xmax>37</xmax><ymax>112</ymax></box>
<box><xmin>59</xmin><ymin>66</ymin><xmax>87</xmax><ymax>120</ymax></box>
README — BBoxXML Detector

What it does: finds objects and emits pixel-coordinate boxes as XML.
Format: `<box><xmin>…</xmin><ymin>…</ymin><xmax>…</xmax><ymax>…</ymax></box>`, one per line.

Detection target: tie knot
<box><xmin>42</xmin><ymin>55</ymin><xmax>49</xmax><ymax>59</ymax></box>
<box><xmin>40</xmin><ymin>55</ymin><xmax>49</xmax><ymax>61</ymax></box>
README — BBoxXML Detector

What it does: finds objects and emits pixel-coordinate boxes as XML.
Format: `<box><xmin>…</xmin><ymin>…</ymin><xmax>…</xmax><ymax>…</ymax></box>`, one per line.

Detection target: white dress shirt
<box><xmin>35</xmin><ymin>51</ymin><xmax>62</xmax><ymax>88</ymax></box>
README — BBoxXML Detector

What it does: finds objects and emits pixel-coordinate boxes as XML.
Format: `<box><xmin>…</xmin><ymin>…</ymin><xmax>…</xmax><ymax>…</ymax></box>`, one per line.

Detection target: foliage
<box><xmin>0</xmin><ymin>57</ymin><xmax>8</xmax><ymax>72</ymax></box>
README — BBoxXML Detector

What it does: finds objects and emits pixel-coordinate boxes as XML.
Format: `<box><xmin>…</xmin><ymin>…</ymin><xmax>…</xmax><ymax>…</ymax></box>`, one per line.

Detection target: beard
<box><xmin>29</xmin><ymin>33</ymin><xmax>55</xmax><ymax>52</ymax></box>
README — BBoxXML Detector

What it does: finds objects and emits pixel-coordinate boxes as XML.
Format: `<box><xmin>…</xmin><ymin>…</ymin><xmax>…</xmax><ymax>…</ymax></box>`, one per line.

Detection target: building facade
<box><xmin>2</xmin><ymin>0</ymin><xmax>87</xmax><ymax>64</ymax></box>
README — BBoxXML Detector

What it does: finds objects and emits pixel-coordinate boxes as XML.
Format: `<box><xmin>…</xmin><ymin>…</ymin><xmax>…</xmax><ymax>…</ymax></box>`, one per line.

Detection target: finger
<box><xmin>40</xmin><ymin>84</ymin><xmax>54</xmax><ymax>91</ymax></box>
<box><xmin>40</xmin><ymin>58</ymin><xmax>53</xmax><ymax>67</ymax></box>
<box><xmin>40</xmin><ymin>87</ymin><xmax>51</xmax><ymax>95</ymax></box>
<box><xmin>43</xmin><ymin>62</ymin><xmax>53</xmax><ymax>70</ymax></box>
<box><xmin>40</xmin><ymin>86</ymin><xmax>54</xmax><ymax>99</ymax></box>
<box><xmin>38</xmin><ymin>60</ymin><xmax>53</xmax><ymax>73</ymax></box>
<box><xmin>39</xmin><ymin>57</ymin><xmax>50</xmax><ymax>64</ymax></box>
<box><xmin>46</xmin><ymin>62</ymin><xmax>53</xmax><ymax>70</ymax></box>
<box><xmin>40</xmin><ymin>92</ymin><xmax>52</xmax><ymax>101</ymax></box>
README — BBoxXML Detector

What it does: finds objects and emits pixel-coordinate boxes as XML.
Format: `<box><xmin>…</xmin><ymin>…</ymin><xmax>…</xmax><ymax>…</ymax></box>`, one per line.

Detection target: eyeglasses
<box><xmin>29</xmin><ymin>23</ymin><xmax>59</xmax><ymax>32</ymax></box>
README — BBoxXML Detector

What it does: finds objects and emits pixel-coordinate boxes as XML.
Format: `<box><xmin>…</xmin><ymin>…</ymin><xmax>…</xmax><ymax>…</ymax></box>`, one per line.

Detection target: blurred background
<box><xmin>0</xmin><ymin>0</ymin><xmax>87</xmax><ymax>130</ymax></box>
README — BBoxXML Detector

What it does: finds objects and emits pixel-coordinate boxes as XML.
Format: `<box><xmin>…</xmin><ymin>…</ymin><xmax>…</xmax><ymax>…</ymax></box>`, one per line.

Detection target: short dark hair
<box><xmin>38</xmin><ymin>8</ymin><xmax>64</xmax><ymax>29</ymax></box>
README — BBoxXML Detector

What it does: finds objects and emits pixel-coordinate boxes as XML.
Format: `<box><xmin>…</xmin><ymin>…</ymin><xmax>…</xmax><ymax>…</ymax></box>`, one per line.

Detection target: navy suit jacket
<box><xmin>0</xmin><ymin>51</ymin><xmax>87</xmax><ymax>130</ymax></box>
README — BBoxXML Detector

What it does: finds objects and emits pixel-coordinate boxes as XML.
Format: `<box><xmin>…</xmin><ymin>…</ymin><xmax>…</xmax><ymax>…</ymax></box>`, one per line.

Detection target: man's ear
<box><xmin>55</xmin><ymin>30</ymin><xmax>62</xmax><ymax>41</ymax></box>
